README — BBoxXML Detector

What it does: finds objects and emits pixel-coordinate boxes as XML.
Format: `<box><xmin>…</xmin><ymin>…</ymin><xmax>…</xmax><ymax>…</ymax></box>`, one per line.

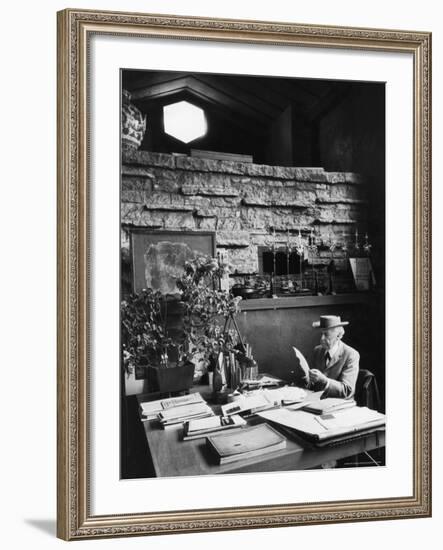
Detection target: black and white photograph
<box><xmin>120</xmin><ymin>68</ymin><xmax>386</xmax><ymax>479</ymax></box>
<box><xmin>1</xmin><ymin>0</ymin><xmax>438</xmax><ymax>546</ymax></box>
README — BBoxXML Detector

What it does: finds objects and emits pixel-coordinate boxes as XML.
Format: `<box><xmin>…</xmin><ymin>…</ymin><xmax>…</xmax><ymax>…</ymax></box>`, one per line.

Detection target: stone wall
<box><xmin>121</xmin><ymin>150</ymin><xmax>368</xmax><ymax>280</ymax></box>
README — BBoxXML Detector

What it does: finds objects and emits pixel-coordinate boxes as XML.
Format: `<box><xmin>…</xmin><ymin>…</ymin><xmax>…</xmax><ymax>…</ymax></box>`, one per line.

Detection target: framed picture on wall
<box><xmin>129</xmin><ymin>229</ymin><xmax>216</xmax><ymax>294</ymax></box>
<box><xmin>57</xmin><ymin>8</ymin><xmax>431</xmax><ymax>541</ymax></box>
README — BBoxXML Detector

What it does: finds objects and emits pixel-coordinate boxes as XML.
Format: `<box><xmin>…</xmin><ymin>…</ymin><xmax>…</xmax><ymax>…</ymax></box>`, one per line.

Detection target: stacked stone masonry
<box><xmin>121</xmin><ymin>151</ymin><xmax>368</xmax><ymax>274</ymax></box>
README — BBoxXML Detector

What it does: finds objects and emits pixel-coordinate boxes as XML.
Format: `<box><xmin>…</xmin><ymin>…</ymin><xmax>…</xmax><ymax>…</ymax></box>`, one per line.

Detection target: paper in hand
<box><xmin>292</xmin><ymin>346</ymin><xmax>311</xmax><ymax>382</ymax></box>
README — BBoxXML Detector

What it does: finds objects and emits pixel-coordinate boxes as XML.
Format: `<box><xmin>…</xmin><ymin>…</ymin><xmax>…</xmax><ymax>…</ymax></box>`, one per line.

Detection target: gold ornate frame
<box><xmin>57</xmin><ymin>8</ymin><xmax>431</xmax><ymax>540</ymax></box>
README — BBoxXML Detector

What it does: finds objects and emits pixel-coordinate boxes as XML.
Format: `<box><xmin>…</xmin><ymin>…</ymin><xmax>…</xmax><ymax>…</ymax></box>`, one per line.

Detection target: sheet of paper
<box><xmin>262</xmin><ymin>386</ymin><xmax>306</xmax><ymax>405</ymax></box>
<box><xmin>292</xmin><ymin>346</ymin><xmax>310</xmax><ymax>378</ymax></box>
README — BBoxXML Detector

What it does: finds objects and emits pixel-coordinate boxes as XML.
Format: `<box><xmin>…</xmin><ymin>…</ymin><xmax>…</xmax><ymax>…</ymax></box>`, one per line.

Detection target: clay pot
<box><xmin>147</xmin><ymin>361</ymin><xmax>195</xmax><ymax>394</ymax></box>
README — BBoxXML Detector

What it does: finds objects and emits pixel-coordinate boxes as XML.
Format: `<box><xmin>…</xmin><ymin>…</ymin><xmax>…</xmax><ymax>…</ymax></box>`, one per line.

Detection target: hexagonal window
<box><xmin>163</xmin><ymin>101</ymin><xmax>207</xmax><ymax>144</ymax></box>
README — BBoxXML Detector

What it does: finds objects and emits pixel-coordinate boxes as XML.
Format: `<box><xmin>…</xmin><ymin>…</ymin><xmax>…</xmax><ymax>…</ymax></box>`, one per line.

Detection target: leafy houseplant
<box><xmin>121</xmin><ymin>288</ymin><xmax>193</xmax><ymax>393</ymax></box>
<box><xmin>176</xmin><ymin>256</ymin><xmax>242</xmax><ymax>367</ymax></box>
<box><xmin>121</xmin><ymin>255</ymin><xmax>242</xmax><ymax>393</ymax></box>
<box><xmin>121</xmin><ymin>288</ymin><xmax>172</xmax><ymax>373</ymax></box>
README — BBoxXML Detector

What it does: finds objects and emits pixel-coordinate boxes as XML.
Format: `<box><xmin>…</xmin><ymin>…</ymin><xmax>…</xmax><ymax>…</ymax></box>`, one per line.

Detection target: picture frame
<box><xmin>129</xmin><ymin>229</ymin><xmax>216</xmax><ymax>294</ymax></box>
<box><xmin>57</xmin><ymin>8</ymin><xmax>431</xmax><ymax>540</ymax></box>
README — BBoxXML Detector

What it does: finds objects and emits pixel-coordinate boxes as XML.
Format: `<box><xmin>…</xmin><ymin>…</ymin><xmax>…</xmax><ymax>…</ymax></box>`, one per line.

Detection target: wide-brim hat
<box><xmin>312</xmin><ymin>315</ymin><xmax>349</xmax><ymax>329</ymax></box>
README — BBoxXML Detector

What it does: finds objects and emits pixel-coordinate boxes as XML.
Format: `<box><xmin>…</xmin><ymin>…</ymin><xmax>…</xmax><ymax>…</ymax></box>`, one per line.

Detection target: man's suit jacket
<box><xmin>311</xmin><ymin>341</ymin><xmax>359</xmax><ymax>398</ymax></box>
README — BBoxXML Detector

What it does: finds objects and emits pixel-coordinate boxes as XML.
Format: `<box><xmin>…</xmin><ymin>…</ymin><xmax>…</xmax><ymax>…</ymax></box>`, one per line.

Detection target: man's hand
<box><xmin>309</xmin><ymin>369</ymin><xmax>329</xmax><ymax>389</ymax></box>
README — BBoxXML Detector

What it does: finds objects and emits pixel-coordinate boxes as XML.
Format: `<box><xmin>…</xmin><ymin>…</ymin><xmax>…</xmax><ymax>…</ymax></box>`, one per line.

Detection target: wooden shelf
<box><xmin>239</xmin><ymin>293</ymin><xmax>373</xmax><ymax>311</ymax></box>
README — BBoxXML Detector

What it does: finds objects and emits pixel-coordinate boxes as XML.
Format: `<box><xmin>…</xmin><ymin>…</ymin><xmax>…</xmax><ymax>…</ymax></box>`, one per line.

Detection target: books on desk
<box><xmin>183</xmin><ymin>414</ymin><xmax>247</xmax><ymax>440</ymax></box>
<box><xmin>206</xmin><ymin>424</ymin><xmax>287</xmax><ymax>464</ymax></box>
<box><xmin>258</xmin><ymin>405</ymin><xmax>385</xmax><ymax>445</ymax></box>
<box><xmin>139</xmin><ymin>393</ymin><xmax>205</xmax><ymax>420</ymax></box>
<box><xmin>158</xmin><ymin>401</ymin><xmax>214</xmax><ymax>428</ymax></box>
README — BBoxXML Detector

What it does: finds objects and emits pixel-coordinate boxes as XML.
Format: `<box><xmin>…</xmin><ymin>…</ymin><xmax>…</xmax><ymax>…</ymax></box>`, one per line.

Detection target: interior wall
<box><xmin>135</xmin><ymin>94</ymin><xmax>268</xmax><ymax>163</ymax></box>
<box><xmin>236</xmin><ymin>297</ymin><xmax>385</xmax><ymax>410</ymax></box>
<box><xmin>121</xmin><ymin>149</ymin><xmax>368</xmax><ymax>296</ymax></box>
<box><xmin>121</xmin><ymin>74</ymin><xmax>386</xmax><ymax>399</ymax></box>
<box><xmin>292</xmin><ymin>110</ymin><xmax>315</xmax><ymax>167</ymax></box>
<box><xmin>121</xmin><ymin>150</ymin><xmax>383</xmax><ymax>398</ymax></box>
<box><xmin>267</xmin><ymin>105</ymin><xmax>293</xmax><ymax>166</ymax></box>
<box><xmin>318</xmin><ymin>84</ymin><xmax>386</xmax><ymax>286</ymax></box>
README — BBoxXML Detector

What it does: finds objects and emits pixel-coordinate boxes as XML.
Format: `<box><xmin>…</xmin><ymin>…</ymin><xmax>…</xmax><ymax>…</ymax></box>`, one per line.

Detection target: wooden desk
<box><xmin>137</xmin><ymin>388</ymin><xmax>385</xmax><ymax>478</ymax></box>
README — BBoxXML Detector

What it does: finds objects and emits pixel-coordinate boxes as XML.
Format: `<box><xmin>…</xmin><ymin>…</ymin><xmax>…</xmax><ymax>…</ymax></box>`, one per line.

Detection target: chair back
<box><xmin>355</xmin><ymin>369</ymin><xmax>381</xmax><ymax>411</ymax></box>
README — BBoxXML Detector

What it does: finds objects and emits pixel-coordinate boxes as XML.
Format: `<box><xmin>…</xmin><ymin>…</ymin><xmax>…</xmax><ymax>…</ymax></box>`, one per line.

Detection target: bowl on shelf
<box><xmin>231</xmin><ymin>284</ymin><xmax>256</xmax><ymax>299</ymax></box>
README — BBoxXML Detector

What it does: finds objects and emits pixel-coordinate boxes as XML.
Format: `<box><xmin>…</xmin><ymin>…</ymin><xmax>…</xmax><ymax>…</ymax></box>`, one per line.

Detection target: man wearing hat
<box><xmin>309</xmin><ymin>315</ymin><xmax>359</xmax><ymax>399</ymax></box>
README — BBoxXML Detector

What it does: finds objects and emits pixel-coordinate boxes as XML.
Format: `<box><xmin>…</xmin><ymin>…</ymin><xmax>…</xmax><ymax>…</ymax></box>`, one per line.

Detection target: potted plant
<box><xmin>176</xmin><ymin>256</ymin><xmax>242</xmax><ymax>386</ymax></box>
<box><xmin>121</xmin><ymin>255</ymin><xmax>241</xmax><ymax>394</ymax></box>
<box><xmin>121</xmin><ymin>287</ymin><xmax>196</xmax><ymax>393</ymax></box>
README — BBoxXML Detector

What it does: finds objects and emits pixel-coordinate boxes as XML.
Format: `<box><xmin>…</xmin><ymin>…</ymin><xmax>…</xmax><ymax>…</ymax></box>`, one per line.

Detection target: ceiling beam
<box><xmin>130</xmin><ymin>76</ymin><xmax>272</xmax><ymax>125</ymax></box>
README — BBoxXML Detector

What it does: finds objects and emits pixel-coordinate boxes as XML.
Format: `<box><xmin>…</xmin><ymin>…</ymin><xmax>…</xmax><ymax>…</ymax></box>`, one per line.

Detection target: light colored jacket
<box><xmin>311</xmin><ymin>341</ymin><xmax>360</xmax><ymax>398</ymax></box>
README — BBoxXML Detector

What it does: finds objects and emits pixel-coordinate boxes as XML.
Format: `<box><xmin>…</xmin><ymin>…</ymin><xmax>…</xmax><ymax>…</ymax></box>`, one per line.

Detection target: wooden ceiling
<box><xmin>122</xmin><ymin>70</ymin><xmax>352</xmax><ymax>132</ymax></box>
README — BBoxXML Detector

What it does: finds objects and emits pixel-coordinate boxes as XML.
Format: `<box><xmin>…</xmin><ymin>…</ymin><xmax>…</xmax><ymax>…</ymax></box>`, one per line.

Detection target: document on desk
<box><xmin>262</xmin><ymin>386</ymin><xmax>307</xmax><ymax>405</ymax></box>
<box><xmin>259</xmin><ymin>408</ymin><xmax>326</xmax><ymax>433</ymax></box>
<box><xmin>301</xmin><ymin>397</ymin><xmax>356</xmax><ymax>415</ymax></box>
<box><xmin>140</xmin><ymin>393</ymin><xmax>204</xmax><ymax>419</ymax></box>
<box><xmin>158</xmin><ymin>402</ymin><xmax>214</xmax><ymax>427</ymax></box>
<box><xmin>258</xmin><ymin>406</ymin><xmax>385</xmax><ymax>442</ymax></box>
<box><xmin>221</xmin><ymin>393</ymin><xmax>275</xmax><ymax>416</ymax></box>
<box><xmin>315</xmin><ymin>407</ymin><xmax>385</xmax><ymax>431</ymax></box>
<box><xmin>183</xmin><ymin>415</ymin><xmax>247</xmax><ymax>440</ymax></box>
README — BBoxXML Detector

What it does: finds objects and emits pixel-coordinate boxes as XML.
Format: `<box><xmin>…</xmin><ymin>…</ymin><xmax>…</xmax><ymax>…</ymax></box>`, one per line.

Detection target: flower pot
<box><xmin>147</xmin><ymin>361</ymin><xmax>195</xmax><ymax>394</ymax></box>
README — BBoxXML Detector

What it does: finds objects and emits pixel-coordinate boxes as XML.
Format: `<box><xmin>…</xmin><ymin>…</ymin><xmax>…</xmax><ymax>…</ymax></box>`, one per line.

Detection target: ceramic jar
<box><xmin>121</xmin><ymin>89</ymin><xmax>147</xmax><ymax>151</ymax></box>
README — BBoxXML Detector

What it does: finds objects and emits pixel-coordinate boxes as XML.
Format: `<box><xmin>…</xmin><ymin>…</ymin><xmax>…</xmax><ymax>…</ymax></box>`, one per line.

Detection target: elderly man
<box><xmin>308</xmin><ymin>315</ymin><xmax>359</xmax><ymax>399</ymax></box>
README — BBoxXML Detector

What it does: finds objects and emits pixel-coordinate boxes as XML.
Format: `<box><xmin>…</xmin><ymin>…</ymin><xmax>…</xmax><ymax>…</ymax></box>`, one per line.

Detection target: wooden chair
<box><xmin>355</xmin><ymin>368</ymin><xmax>382</xmax><ymax>411</ymax></box>
<box><xmin>339</xmin><ymin>368</ymin><xmax>384</xmax><ymax>468</ymax></box>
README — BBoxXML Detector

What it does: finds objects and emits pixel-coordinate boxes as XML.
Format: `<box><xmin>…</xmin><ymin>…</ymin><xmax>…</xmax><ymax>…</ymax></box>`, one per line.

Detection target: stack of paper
<box><xmin>302</xmin><ymin>397</ymin><xmax>356</xmax><ymax>415</ymax></box>
<box><xmin>258</xmin><ymin>405</ymin><xmax>385</xmax><ymax>444</ymax></box>
<box><xmin>221</xmin><ymin>386</ymin><xmax>307</xmax><ymax>417</ymax></box>
<box><xmin>183</xmin><ymin>414</ymin><xmax>246</xmax><ymax>440</ymax></box>
<box><xmin>158</xmin><ymin>401</ymin><xmax>214</xmax><ymax>428</ymax></box>
<box><xmin>139</xmin><ymin>393</ymin><xmax>204</xmax><ymax>420</ymax></box>
<box><xmin>206</xmin><ymin>424</ymin><xmax>287</xmax><ymax>464</ymax></box>
<box><xmin>241</xmin><ymin>374</ymin><xmax>283</xmax><ymax>389</ymax></box>
<box><xmin>263</xmin><ymin>386</ymin><xmax>307</xmax><ymax>406</ymax></box>
<box><xmin>221</xmin><ymin>393</ymin><xmax>276</xmax><ymax>417</ymax></box>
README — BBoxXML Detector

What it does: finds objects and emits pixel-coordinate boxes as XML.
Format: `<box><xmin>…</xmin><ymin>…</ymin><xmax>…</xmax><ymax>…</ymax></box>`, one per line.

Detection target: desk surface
<box><xmin>137</xmin><ymin>387</ymin><xmax>385</xmax><ymax>478</ymax></box>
